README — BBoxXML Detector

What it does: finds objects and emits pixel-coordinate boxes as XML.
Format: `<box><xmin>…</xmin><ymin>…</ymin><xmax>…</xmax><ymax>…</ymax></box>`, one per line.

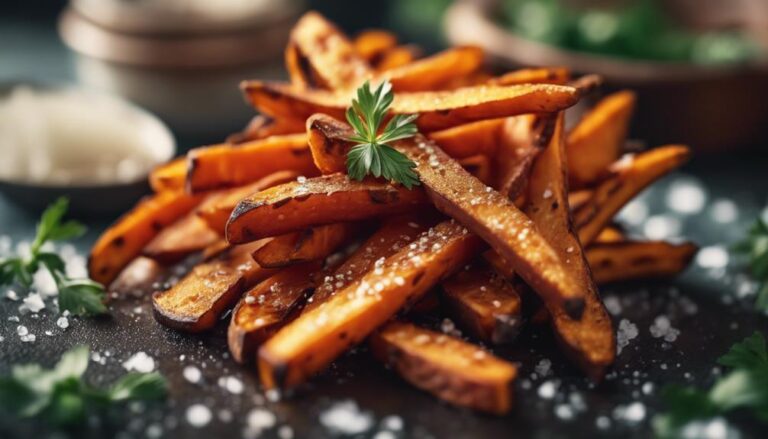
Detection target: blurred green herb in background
<box><xmin>733</xmin><ymin>219</ymin><xmax>768</xmax><ymax>312</ymax></box>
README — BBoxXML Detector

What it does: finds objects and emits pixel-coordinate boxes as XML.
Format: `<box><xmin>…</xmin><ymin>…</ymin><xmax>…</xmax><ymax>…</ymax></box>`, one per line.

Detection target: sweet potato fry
<box><xmin>108</xmin><ymin>256</ymin><xmax>167</xmax><ymax>297</ymax></box>
<box><xmin>490</xmin><ymin>67</ymin><xmax>570</xmax><ymax>86</ymax></box>
<box><xmin>142</xmin><ymin>213</ymin><xmax>222</xmax><ymax>264</ymax></box>
<box><xmin>594</xmin><ymin>226</ymin><xmax>625</xmax><ymax>243</ymax></box>
<box><xmin>228</xmin><ymin>262</ymin><xmax>321</xmax><ymax>363</ymax></box>
<box><xmin>257</xmin><ymin>221</ymin><xmax>482</xmax><ymax>390</ymax></box>
<box><xmin>353</xmin><ymin>29</ymin><xmax>398</xmax><ymax>63</ymax></box>
<box><xmin>458</xmin><ymin>154</ymin><xmax>492</xmax><ymax>185</ymax></box>
<box><xmin>384</xmin><ymin>46</ymin><xmax>484</xmax><ymax>92</ymax></box>
<box><xmin>370</xmin><ymin>321</ymin><xmax>517</xmax><ymax>414</ymax></box>
<box><xmin>149</xmin><ymin>157</ymin><xmax>186</xmax><ymax>192</ymax></box>
<box><xmin>252</xmin><ymin>223</ymin><xmax>359</xmax><ymax>268</ymax></box>
<box><xmin>567</xmin><ymin>90</ymin><xmax>636</xmax><ymax>188</ymax></box>
<box><xmin>306</xmin><ymin>113</ymin><xmax>355</xmax><ymax>174</ymax></box>
<box><xmin>89</xmin><ymin>191</ymin><xmax>202</xmax><ymax>285</ymax></box>
<box><xmin>186</xmin><ymin>134</ymin><xmax>317</xmax><ymax>193</ymax></box>
<box><xmin>304</xmin><ymin>214</ymin><xmax>433</xmax><ymax>312</ymax></box>
<box><xmin>441</xmin><ymin>264</ymin><xmax>523</xmax><ymax>344</ymax></box>
<box><xmin>287</xmin><ymin>12</ymin><xmax>371</xmax><ymax>90</ymax></box>
<box><xmin>196</xmin><ymin>171</ymin><xmax>300</xmax><ymax>234</ymax></box>
<box><xmin>394</xmin><ymin>135</ymin><xmax>585</xmax><ymax>316</ymax></box>
<box><xmin>241</xmin><ymin>81</ymin><xmax>581</xmax><ymax>132</ymax></box>
<box><xmin>375</xmin><ymin>45</ymin><xmax>419</xmax><ymax>71</ymax></box>
<box><xmin>574</xmin><ymin>145</ymin><xmax>691</xmax><ymax>245</ymax></box>
<box><xmin>152</xmin><ymin>240</ymin><xmax>273</xmax><ymax>332</ymax></box>
<box><xmin>427</xmin><ymin>118</ymin><xmax>504</xmax><ymax>159</ymax></box>
<box><xmin>494</xmin><ymin>115</ymin><xmax>556</xmax><ymax>199</ymax></box>
<box><xmin>227</xmin><ymin>115</ymin><xmax>305</xmax><ymax>145</ymax></box>
<box><xmin>226</xmin><ymin>174</ymin><xmax>429</xmax><ymax>244</ymax></box>
<box><xmin>587</xmin><ymin>241</ymin><xmax>697</xmax><ymax>284</ymax></box>
<box><xmin>524</xmin><ymin>113</ymin><xmax>615</xmax><ymax>380</ymax></box>
<box><xmin>568</xmin><ymin>190</ymin><xmax>594</xmax><ymax>213</ymax></box>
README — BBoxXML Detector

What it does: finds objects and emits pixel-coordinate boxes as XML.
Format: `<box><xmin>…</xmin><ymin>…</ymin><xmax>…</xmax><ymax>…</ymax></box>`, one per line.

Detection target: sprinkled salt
<box><xmin>122</xmin><ymin>352</ymin><xmax>156</xmax><ymax>373</ymax></box>
<box><xmin>373</xmin><ymin>431</ymin><xmax>396</xmax><ymax>439</ymax></box>
<box><xmin>613</xmin><ymin>401</ymin><xmax>646</xmax><ymax>423</ymax></box>
<box><xmin>57</xmin><ymin>316</ymin><xmax>69</xmax><ymax>329</ymax></box>
<box><xmin>17</xmin><ymin>325</ymin><xmax>28</xmax><ymax>336</ymax></box>
<box><xmin>534</xmin><ymin>358</ymin><xmax>552</xmax><ymax>377</ymax></box>
<box><xmin>709</xmin><ymin>199</ymin><xmax>738</xmax><ymax>223</ymax></box>
<box><xmin>643</xmin><ymin>215</ymin><xmax>682</xmax><ymax>240</ymax></box>
<box><xmin>555</xmin><ymin>404</ymin><xmax>575</xmax><ymax>420</ymax></box>
<box><xmin>666</xmin><ymin>178</ymin><xmax>707</xmax><ymax>214</ymax></box>
<box><xmin>596</xmin><ymin>415</ymin><xmax>611</xmax><ymax>430</ymax></box>
<box><xmin>649</xmin><ymin>316</ymin><xmax>680</xmax><ymax>342</ymax></box>
<box><xmin>297</xmin><ymin>176</ymin><xmax>307</xmax><ymax>184</ymax></box>
<box><xmin>183</xmin><ymin>366</ymin><xmax>202</xmax><ymax>384</ymax></box>
<box><xmin>32</xmin><ymin>269</ymin><xmax>58</xmax><ymax>297</ymax></box>
<box><xmin>617</xmin><ymin>199</ymin><xmax>649</xmax><ymax>226</ymax></box>
<box><xmin>244</xmin><ymin>295</ymin><xmax>256</xmax><ymax>304</ymax></box>
<box><xmin>146</xmin><ymin>423</ymin><xmax>163</xmax><ymax>439</ymax></box>
<box><xmin>679</xmin><ymin>416</ymin><xmax>737</xmax><ymax>439</ymax></box>
<box><xmin>319</xmin><ymin>400</ymin><xmax>374</xmax><ymax>435</ymax></box>
<box><xmin>537</xmin><ymin>380</ymin><xmax>558</xmax><ymax>399</ymax></box>
<box><xmin>186</xmin><ymin>404</ymin><xmax>212</xmax><ymax>428</ymax></box>
<box><xmin>380</xmin><ymin>415</ymin><xmax>403</xmax><ymax>431</ymax></box>
<box><xmin>277</xmin><ymin>425</ymin><xmax>294</xmax><ymax>439</ymax></box>
<box><xmin>266</xmin><ymin>389</ymin><xmax>281</xmax><ymax>402</ymax></box>
<box><xmin>696</xmin><ymin>246</ymin><xmax>729</xmax><ymax>269</ymax></box>
<box><xmin>218</xmin><ymin>376</ymin><xmax>244</xmax><ymax>394</ymax></box>
<box><xmin>616</xmin><ymin>319</ymin><xmax>639</xmax><ymax>355</ymax></box>
<box><xmin>19</xmin><ymin>292</ymin><xmax>45</xmax><ymax>314</ymax></box>
<box><xmin>603</xmin><ymin>295</ymin><xmax>622</xmax><ymax>316</ymax></box>
<box><xmin>542</xmin><ymin>188</ymin><xmax>553</xmax><ymax>199</ymax></box>
<box><xmin>5</xmin><ymin>289</ymin><xmax>19</xmax><ymax>301</ymax></box>
<box><xmin>247</xmin><ymin>408</ymin><xmax>277</xmax><ymax>432</ymax></box>
<box><xmin>642</xmin><ymin>382</ymin><xmax>654</xmax><ymax>395</ymax></box>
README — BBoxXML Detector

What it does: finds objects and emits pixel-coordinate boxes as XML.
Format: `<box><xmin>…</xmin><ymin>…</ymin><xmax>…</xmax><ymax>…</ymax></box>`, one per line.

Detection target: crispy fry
<box><xmin>494</xmin><ymin>115</ymin><xmax>555</xmax><ymax>199</ymax></box>
<box><xmin>152</xmin><ymin>240</ymin><xmax>273</xmax><ymax>332</ymax></box>
<box><xmin>594</xmin><ymin>226</ymin><xmax>625</xmax><ymax>243</ymax></box>
<box><xmin>490</xmin><ymin>67</ymin><xmax>570</xmax><ymax>86</ymax></box>
<box><xmin>227</xmin><ymin>115</ymin><xmax>305</xmax><ymax>144</ymax></box>
<box><xmin>574</xmin><ymin>145</ymin><xmax>691</xmax><ymax>245</ymax></box>
<box><xmin>370</xmin><ymin>321</ymin><xmax>517</xmax><ymax>414</ymax></box>
<box><xmin>353</xmin><ymin>29</ymin><xmax>398</xmax><ymax>63</ymax></box>
<box><xmin>258</xmin><ymin>221</ymin><xmax>482</xmax><ymax>390</ymax></box>
<box><xmin>304</xmin><ymin>214</ymin><xmax>433</xmax><ymax>312</ymax></box>
<box><xmin>89</xmin><ymin>191</ymin><xmax>202</xmax><ymax>285</ymax></box>
<box><xmin>149</xmin><ymin>157</ymin><xmax>186</xmax><ymax>192</ymax></box>
<box><xmin>567</xmin><ymin>90</ymin><xmax>636</xmax><ymax>187</ymax></box>
<box><xmin>428</xmin><ymin>118</ymin><xmax>505</xmax><ymax>159</ymax></box>
<box><xmin>384</xmin><ymin>46</ymin><xmax>484</xmax><ymax>92</ymax></box>
<box><xmin>375</xmin><ymin>45</ymin><xmax>419</xmax><ymax>71</ymax></box>
<box><xmin>196</xmin><ymin>171</ymin><xmax>300</xmax><ymax>234</ymax></box>
<box><xmin>524</xmin><ymin>113</ymin><xmax>615</xmax><ymax>380</ymax></box>
<box><xmin>142</xmin><ymin>213</ymin><xmax>222</xmax><ymax>264</ymax></box>
<box><xmin>228</xmin><ymin>262</ymin><xmax>321</xmax><ymax>363</ymax></box>
<box><xmin>226</xmin><ymin>174</ymin><xmax>429</xmax><ymax>244</ymax></box>
<box><xmin>306</xmin><ymin>113</ymin><xmax>355</xmax><ymax>174</ymax></box>
<box><xmin>568</xmin><ymin>189</ymin><xmax>594</xmax><ymax>213</ymax></box>
<box><xmin>288</xmin><ymin>12</ymin><xmax>371</xmax><ymax>90</ymax></box>
<box><xmin>253</xmin><ymin>223</ymin><xmax>358</xmax><ymax>268</ymax></box>
<box><xmin>441</xmin><ymin>264</ymin><xmax>523</xmax><ymax>344</ymax></box>
<box><xmin>394</xmin><ymin>135</ymin><xmax>585</xmax><ymax>316</ymax></box>
<box><xmin>241</xmin><ymin>81</ymin><xmax>581</xmax><ymax>132</ymax></box>
<box><xmin>186</xmin><ymin>134</ymin><xmax>317</xmax><ymax>193</ymax></box>
<box><xmin>588</xmin><ymin>241</ymin><xmax>698</xmax><ymax>284</ymax></box>
<box><xmin>458</xmin><ymin>154</ymin><xmax>492</xmax><ymax>185</ymax></box>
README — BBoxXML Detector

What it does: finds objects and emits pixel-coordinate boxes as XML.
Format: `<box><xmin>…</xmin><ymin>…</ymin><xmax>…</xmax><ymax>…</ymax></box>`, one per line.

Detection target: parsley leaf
<box><xmin>654</xmin><ymin>332</ymin><xmax>768</xmax><ymax>438</ymax></box>
<box><xmin>0</xmin><ymin>197</ymin><xmax>106</xmax><ymax>316</ymax></box>
<box><xmin>0</xmin><ymin>346</ymin><xmax>167</xmax><ymax>427</ymax></box>
<box><xmin>733</xmin><ymin>219</ymin><xmax>768</xmax><ymax>312</ymax></box>
<box><xmin>345</xmin><ymin>80</ymin><xmax>420</xmax><ymax>189</ymax></box>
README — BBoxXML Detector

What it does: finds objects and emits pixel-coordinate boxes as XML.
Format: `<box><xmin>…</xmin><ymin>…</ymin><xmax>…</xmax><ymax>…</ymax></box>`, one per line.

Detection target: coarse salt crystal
<box><xmin>183</xmin><ymin>366</ymin><xmax>202</xmax><ymax>384</ymax></box>
<box><xmin>537</xmin><ymin>380</ymin><xmax>557</xmax><ymax>399</ymax></box>
<box><xmin>186</xmin><ymin>404</ymin><xmax>212</xmax><ymax>428</ymax></box>
<box><xmin>319</xmin><ymin>400</ymin><xmax>373</xmax><ymax>435</ymax></box>
<box><xmin>616</xmin><ymin>319</ymin><xmax>639</xmax><ymax>355</ymax></box>
<box><xmin>122</xmin><ymin>352</ymin><xmax>156</xmax><ymax>373</ymax></box>
<box><xmin>57</xmin><ymin>316</ymin><xmax>69</xmax><ymax>329</ymax></box>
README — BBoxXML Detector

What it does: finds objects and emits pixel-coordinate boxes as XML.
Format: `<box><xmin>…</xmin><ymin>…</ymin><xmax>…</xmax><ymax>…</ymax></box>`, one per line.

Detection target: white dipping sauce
<box><xmin>0</xmin><ymin>86</ymin><xmax>174</xmax><ymax>186</ymax></box>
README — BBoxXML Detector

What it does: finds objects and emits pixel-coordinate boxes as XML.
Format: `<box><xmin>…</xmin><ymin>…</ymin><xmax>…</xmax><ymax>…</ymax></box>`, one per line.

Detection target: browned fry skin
<box><xmin>186</xmin><ymin>134</ymin><xmax>318</xmax><ymax>193</ymax></box>
<box><xmin>152</xmin><ymin>240</ymin><xmax>274</xmax><ymax>333</ymax></box>
<box><xmin>306</xmin><ymin>113</ymin><xmax>355</xmax><ymax>174</ymax></box>
<box><xmin>370</xmin><ymin>321</ymin><xmax>517</xmax><ymax>415</ymax></box>
<box><xmin>457</xmin><ymin>154</ymin><xmax>493</xmax><ymax>185</ymax></box>
<box><xmin>149</xmin><ymin>157</ymin><xmax>187</xmax><ymax>192</ymax></box>
<box><xmin>494</xmin><ymin>115</ymin><xmax>557</xmax><ymax>199</ymax></box>
<box><xmin>593</xmin><ymin>226</ymin><xmax>625</xmax><ymax>244</ymax></box>
<box><xmin>383</xmin><ymin>46</ymin><xmax>485</xmax><ymax>92</ymax></box>
<box><xmin>196</xmin><ymin>171</ymin><xmax>300</xmax><ymax>235</ymax></box>
<box><xmin>241</xmin><ymin>81</ymin><xmax>581</xmax><ymax>132</ymax></box>
<box><xmin>408</xmin><ymin>290</ymin><xmax>441</xmax><ymax>314</ymax></box>
<box><xmin>375</xmin><ymin>45</ymin><xmax>420</xmax><ymax>71</ymax></box>
<box><xmin>588</xmin><ymin>241</ymin><xmax>698</xmax><ymax>285</ymax></box>
<box><xmin>287</xmin><ymin>12</ymin><xmax>372</xmax><ymax>90</ymax></box>
<box><xmin>228</xmin><ymin>262</ymin><xmax>322</xmax><ymax>363</ymax></box>
<box><xmin>566</xmin><ymin>90</ymin><xmax>636</xmax><ymax>188</ymax></box>
<box><xmin>568</xmin><ymin>189</ymin><xmax>594</xmax><ymax>213</ymax></box>
<box><xmin>252</xmin><ymin>223</ymin><xmax>359</xmax><ymax>268</ymax></box>
<box><xmin>441</xmin><ymin>264</ymin><xmax>523</xmax><ymax>344</ymax></box>
<box><xmin>142</xmin><ymin>213</ymin><xmax>222</xmax><ymax>264</ymax></box>
<box><xmin>226</xmin><ymin>174</ymin><xmax>429</xmax><ymax>244</ymax></box>
<box><xmin>428</xmin><ymin>118</ymin><xmax>505</xmax><ymax>159</ymax></box>
<box><xmin>524</xmin><ymin>113</ymin><xmax>615</xmax><ymax>381</ymax></box>
<box><xmin>257</xmin><ymin>220</ymin><xmax>483</xmax><ymax>391</ymax></box>
<box><xmin>574</xmin><ymin>145</ymin><xmax>691</xmax><ymax>246</ymax></box>
<box><xmin>304</xmin><ymin>214</ymin><xmax>434</xmax><ymax>313</ymax></box>
<box><xmin>227</xmin><ymin>115</ymin><xmax>306</xmax><ymax>145</ymax></box>
<box><xmin>489</xmin><ymin>67</ymin><xmax>571</xmax><ymax>86</ymax></box>
<box><xmin>89</xmin><ymin>191</ymin><xmax>203</xmax><ymax>286</ymax></box>
<box><xmin>353</xmin><ymin>29</ymin><xmax>398</xmax><ymax>64</ymax></box>
<box><xmin>394</xmin><ymin>135</ymin><xmax>585</xmax><ymax>317</ymax></box>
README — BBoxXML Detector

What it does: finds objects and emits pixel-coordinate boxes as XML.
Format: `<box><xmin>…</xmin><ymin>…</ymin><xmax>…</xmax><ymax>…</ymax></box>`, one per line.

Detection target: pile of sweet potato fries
<box><xmin>89</xmin><ymin>12</ymin><xmax>697</xmax><ymax>414</ymax></box>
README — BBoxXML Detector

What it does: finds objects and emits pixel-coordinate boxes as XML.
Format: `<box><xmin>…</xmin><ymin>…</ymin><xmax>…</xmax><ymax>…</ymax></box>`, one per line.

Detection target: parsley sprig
<box><xmin>345</xmin><ymin>80</ymin><xmax>421</xmax><ymax>189</ymax></box>
<box><xmin>653</xmin><ymin>332</ymin><xmax>768</xmax><ymax>438</ymax></box>
<box><xmin>733</xmin><ymin>219</ymin><xmax>768</xmax><ymax>312</ymax></box>
<box><xmin>0</xmin><ymin>198</ymin><xmax>107</xmax><ymax>316</ymax></box>
<box><xmin>0</xmin><ymin>346</ymin><xmax>166</xmax><ymax>427</ymax></box>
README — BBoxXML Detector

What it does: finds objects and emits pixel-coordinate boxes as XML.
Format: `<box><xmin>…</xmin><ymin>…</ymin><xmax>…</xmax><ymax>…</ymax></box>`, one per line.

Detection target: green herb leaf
<box><xmin>345</xmin><ymin>80</ymin><xmax>420</xmax><ymax>188</ymax></box>
<box><xmin>718</xmin><ymin>331</ymin><xmax>768</xmax><ymax>370</ymax></box>
<box><xmin>57</xmin><ymin>278</ymin><xmax>107</xmax><ymax>316</ymax></box>
<box><xmin>734</xmin><ymin>219</ymin><xmax>768</xmax><ymax>312</ymax></box>
<box><xmin>109</xmin><ymin>372</ymin><xmax>167</xmax><ymax>402</ymax></box>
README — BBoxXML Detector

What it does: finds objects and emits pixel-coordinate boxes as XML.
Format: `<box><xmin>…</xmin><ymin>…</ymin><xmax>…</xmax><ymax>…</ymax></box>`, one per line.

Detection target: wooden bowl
<box><xmin>444</xmin><ymin>1</ymin><xmax>768</xmax><ymax>152</ymax></box>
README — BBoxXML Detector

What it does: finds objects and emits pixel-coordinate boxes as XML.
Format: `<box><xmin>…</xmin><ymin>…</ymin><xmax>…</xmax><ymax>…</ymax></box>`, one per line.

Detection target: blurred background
<box><xmin>1</xmin><ymin>0</ymin><xmax>766</xmax><ymax>214</ymax></box>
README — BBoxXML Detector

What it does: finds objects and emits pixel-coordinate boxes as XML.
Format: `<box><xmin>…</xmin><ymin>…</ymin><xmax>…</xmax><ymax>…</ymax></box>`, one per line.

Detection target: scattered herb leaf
<box><xmin>345</xmin><ymin>80</ymin><xmax>420</xmax><ymax>189</ymax></box>
<box><xmin>733</xmin><ymin>219</ymin><xmax>768</xmax><ymax>312</ymax></box>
